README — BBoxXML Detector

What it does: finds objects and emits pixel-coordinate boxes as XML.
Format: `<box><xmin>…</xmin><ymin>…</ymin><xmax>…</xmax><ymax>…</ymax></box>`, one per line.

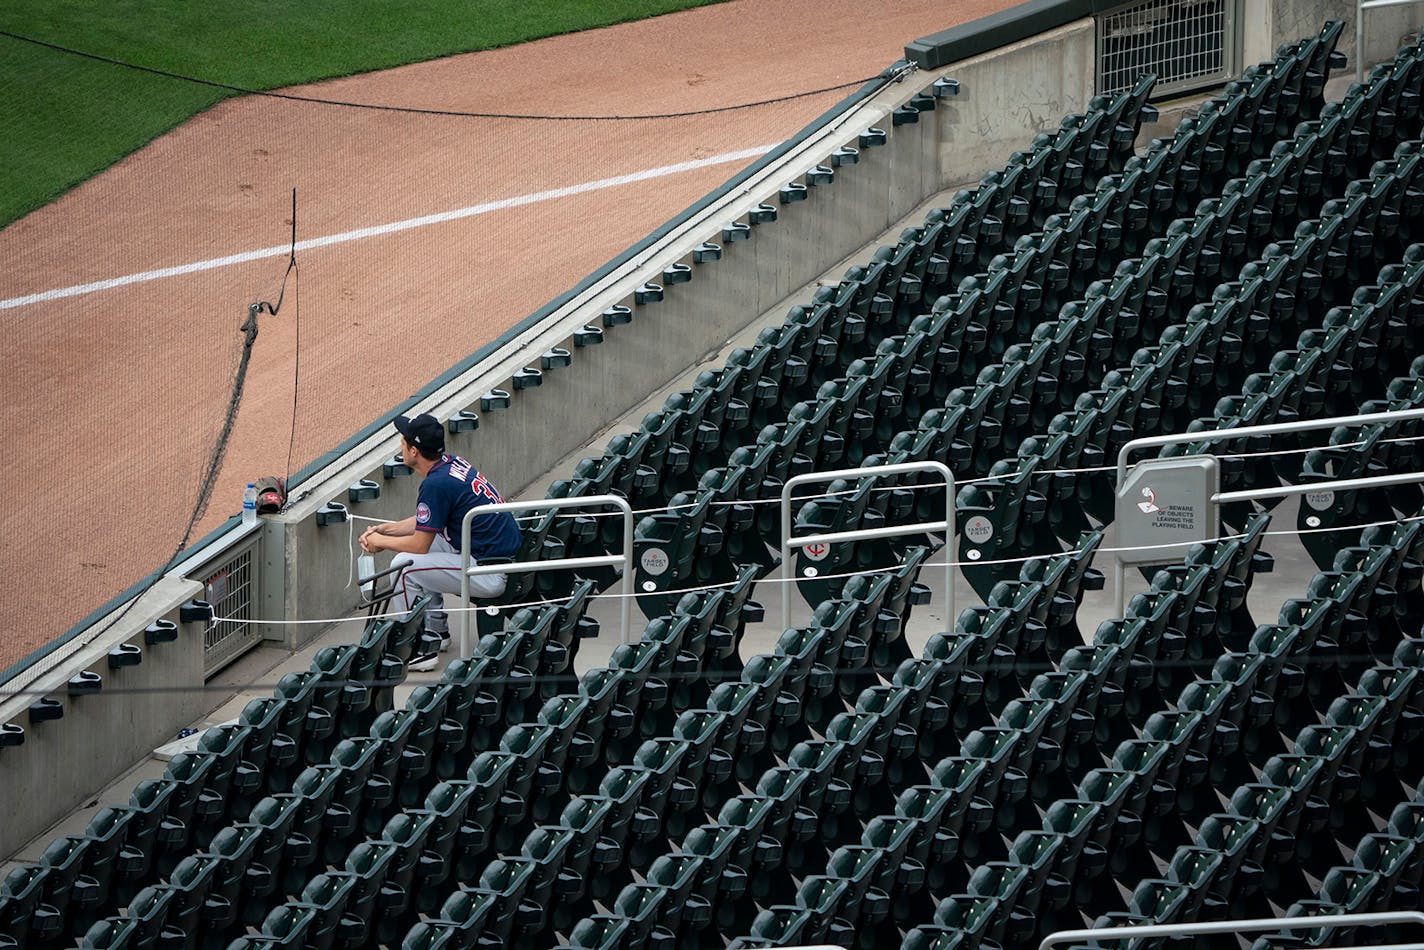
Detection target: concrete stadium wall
<box><xmin>933</xmin><ymin>21</ymin><xmax>1096</xmax><ymax>177</ymax></box>
<box><xmin>0</xmin><ymin>577</ymin><xmax>208</xmax><ymax>859</ymax></box>
<box><xmin>1262</xmin><ymin>0</ymin><xmax>1421</xmax><ymax>76</ymax></box>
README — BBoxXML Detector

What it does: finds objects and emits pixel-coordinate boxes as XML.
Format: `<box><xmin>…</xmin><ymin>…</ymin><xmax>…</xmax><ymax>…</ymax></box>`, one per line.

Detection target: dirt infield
<box><xmin>0</xmin><ymin>0</ymin><xmax>1014</xmax><ymax>669</ymax></box>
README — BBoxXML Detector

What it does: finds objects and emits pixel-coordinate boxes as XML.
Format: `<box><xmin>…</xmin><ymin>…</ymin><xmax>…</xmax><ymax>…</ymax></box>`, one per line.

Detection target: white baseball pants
<box><xmin>391</xmin><ymin>534</ymin><xmax>509</xmax><ymax>634</ymax></box>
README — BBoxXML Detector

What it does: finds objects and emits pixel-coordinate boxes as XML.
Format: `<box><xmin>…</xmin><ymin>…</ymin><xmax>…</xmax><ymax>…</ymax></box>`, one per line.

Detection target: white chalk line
<box><xmin>0</xmin><ymin>143</ymin><xmax>776</xmax><ymax>312</ymax></box>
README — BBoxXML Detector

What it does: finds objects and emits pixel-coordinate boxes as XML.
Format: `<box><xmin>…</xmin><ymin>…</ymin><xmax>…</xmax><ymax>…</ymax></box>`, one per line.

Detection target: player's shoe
<box><xmin>408</xmin><ymin>634</ymin><xmax>451</xmax><ymax>672</ymax></box>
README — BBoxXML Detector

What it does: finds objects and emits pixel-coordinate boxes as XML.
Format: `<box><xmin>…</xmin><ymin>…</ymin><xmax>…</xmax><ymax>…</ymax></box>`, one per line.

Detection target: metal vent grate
<box><xmin>200</xmin><ymin>541</ymin><xmax>261</xmax><ymax>673</ymax></box>
<box><xmin>1097</xmin><ymin>0</ymin><xmax>1239</xmax><ymax>98</ymax></box>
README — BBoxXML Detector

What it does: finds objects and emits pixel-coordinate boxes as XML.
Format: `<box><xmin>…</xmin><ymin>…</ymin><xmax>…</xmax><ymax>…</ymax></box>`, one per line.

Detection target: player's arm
<box><xmin>361</xmin><ymin>526</ymin><xmax>432</xmax><ymax>558</ymax></box>
<box><xmin>359</xmin><ymin>516</ymin><xmax>429</xmax><ymax>553</ymax></box>
<box><xmin>364</xmin><ymin>528</ymin><xmax>436</xmax><ymax>555</ymax></box>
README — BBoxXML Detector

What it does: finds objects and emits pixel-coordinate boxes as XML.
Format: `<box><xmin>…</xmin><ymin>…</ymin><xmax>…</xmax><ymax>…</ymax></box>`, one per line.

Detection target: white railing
<box><xmin>1114</xmin><ymin>407</ymin><xmax>1424</xmax><ymax>614</ymax></box>
<box><xmin>1042</xmin><ymin>910</ymin><xmax>1424</xmax><ymax>949</ymax></box>
<box><xmin>779</xmin><ymin>461</ymin><xmax>955</xmax><ymax>630</ymax></box>
<box><xmin>459</xmin><ymin>494</ymin><xmax>634</xmax><ymax>656</ymax></box>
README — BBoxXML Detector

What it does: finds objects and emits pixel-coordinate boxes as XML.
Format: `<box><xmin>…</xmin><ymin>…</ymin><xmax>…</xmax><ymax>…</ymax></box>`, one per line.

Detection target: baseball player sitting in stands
<box><xmin>359</xmin><ymin>413</ymin><xmax>522</xmax><ymax>671</ymax></box>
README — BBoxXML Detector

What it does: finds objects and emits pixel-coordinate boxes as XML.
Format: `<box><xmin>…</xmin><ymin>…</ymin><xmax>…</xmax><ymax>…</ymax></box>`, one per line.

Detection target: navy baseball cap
<box><xmin>395</xmin><ymin>413</ymin><xmax>445</xmax><ymax>452</ymax></box>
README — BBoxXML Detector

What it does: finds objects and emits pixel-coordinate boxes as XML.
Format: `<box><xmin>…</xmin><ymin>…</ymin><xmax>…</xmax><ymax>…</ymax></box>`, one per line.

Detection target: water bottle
<box><xmin>243</xmin><ymin>483</ymin><xmax>258</xmax><ymax>525</ymax></box>
<box><xmin>358</xmin><ymin>554</ymin><xmax>376</xmax><ymax>597</ymax></box>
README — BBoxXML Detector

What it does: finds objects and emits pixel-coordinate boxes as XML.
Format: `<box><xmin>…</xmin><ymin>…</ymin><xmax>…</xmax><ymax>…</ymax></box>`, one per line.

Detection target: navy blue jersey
<box><xmin>415</xmin><ymin>455</ymin><xmax>522</xmax><ymax>558</ymax></box>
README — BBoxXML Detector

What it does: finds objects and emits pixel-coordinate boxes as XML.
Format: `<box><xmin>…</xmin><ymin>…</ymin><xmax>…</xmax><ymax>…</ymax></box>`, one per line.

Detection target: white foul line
<box><xmin>0</xmin><ymin>143</ymin><xmax>776</xmax><ymax>312</ymax></box>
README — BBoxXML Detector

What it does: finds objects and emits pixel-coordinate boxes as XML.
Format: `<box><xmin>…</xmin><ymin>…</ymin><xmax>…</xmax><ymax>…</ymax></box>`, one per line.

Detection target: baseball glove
<box><xmin>254</xmin><ymin>475</ymin><xmax>288</xmax><ymax>514</ymax></box>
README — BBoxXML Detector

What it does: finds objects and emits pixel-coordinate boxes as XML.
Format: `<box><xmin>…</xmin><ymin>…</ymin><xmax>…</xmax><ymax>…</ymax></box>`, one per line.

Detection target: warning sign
<box><xmin>1115</xmin><ymin>456</ymin><xmax>1218</xmax><ymax>568</ymax></box>
<box><xmin>1148</xmin><ymin>502</ymin><xmax>1198</xmax><ymax>532</ymax></box>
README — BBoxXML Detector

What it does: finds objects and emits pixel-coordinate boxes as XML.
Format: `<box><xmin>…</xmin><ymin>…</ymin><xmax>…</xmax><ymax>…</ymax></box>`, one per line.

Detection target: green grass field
<box><xmin>0</xmin><ymin>0</ymin><xmax>726</xmax><ymax>229</ymax></box>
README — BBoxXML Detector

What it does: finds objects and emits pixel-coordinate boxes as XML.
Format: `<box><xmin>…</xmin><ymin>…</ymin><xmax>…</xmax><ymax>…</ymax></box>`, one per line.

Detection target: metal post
<box><xmin>1113</xmin><ymin>407</ymin><xmax>1424</xmax><ymax>615</ymax></box>
<box><xmin>459</xmin><ymin>494</ymin><xmax>634</xmax><ymax>658</ymax></box>
<box><xmin>1041</xmin><ymin>910</ymin><xmax>1424</xmax><ymax>950</ymax></box>
<box><xmin>779</xmin><ymin>461</ymin><xmax>955</xmax><ymax>631</ymax></box>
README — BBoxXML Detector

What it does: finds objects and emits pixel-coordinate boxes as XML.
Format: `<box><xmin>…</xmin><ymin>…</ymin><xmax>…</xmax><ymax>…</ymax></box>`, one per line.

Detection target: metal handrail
<box><xmin>1218</xmin><ymin>469</ymin><xmax>1424</xmax><ymax>503</ymax></box>
<box><xmin>779</xmin><ymin>461</ymin><xmax>955</xmax><ymax>631</ymax></box>
<box><xmin>459</xmin><ymin>494</ymin><xmax>634</xmax><ymax>656</ymax></box>
<box><xmin>1113</xmin><ymin>407</ymin><xmax>1424</xmax><ymax>614</ymax></box>
<box><xmin>1116</xmin><ymin>408</ymin><xmax>1424</xmax><ymax>484</ymax></box>
<box><xmin>1041</xmin><ymin>909</ymin><xmax>1424</xmax><ymax>949</ymax></box>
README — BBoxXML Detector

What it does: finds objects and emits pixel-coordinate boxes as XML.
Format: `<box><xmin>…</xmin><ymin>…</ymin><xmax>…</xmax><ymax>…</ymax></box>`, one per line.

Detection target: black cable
<box><xmin>253</xmin><ymin>253</ymin><xmax>296</xmax><ymax>318</ymax></box>
<box><xmin>285</xmin><ymin>266</ymin><xmax>300</xmax><ymax>482</ymax></box>
<box><xmin>283</xmin><ymin>189</ymin><xmax>300</xmax><ymax>483</ymax></box>
<box><xmin>0</xmin><ymin>28</ymin><xmax>908</xmax><ymax>121</ymax></box>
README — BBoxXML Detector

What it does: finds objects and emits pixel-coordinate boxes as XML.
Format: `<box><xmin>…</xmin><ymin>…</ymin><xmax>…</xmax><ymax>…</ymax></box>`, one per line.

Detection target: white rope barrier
<box><xmin>221</xmin><ymin>508</ymin><xmax>1424</xmax><ymax>628</ymax></box>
